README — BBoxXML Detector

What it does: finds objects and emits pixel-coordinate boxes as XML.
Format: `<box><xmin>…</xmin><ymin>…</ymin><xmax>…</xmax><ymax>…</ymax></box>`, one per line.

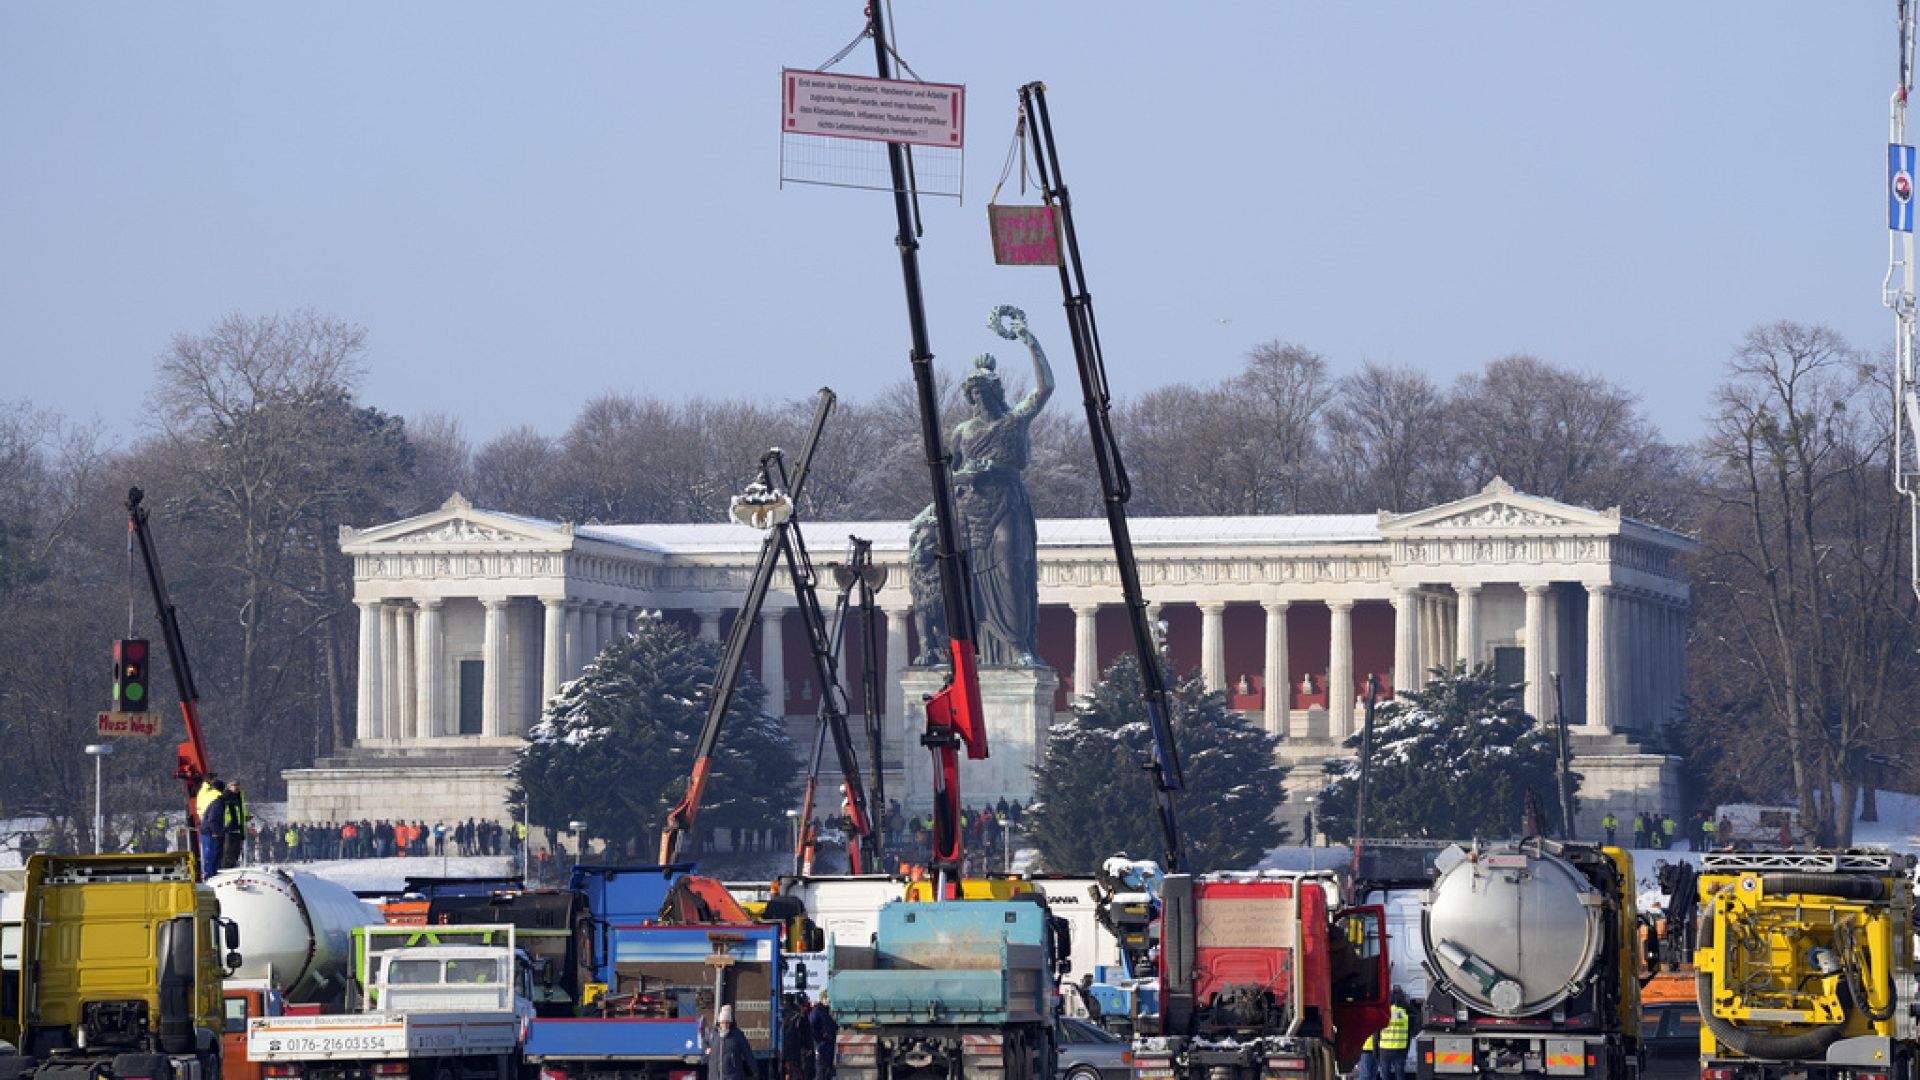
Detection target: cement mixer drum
<box><xmin>1424</xmin><ymin>844</ymin><xmax>1608</xmax><ymax>1018</ymax></box>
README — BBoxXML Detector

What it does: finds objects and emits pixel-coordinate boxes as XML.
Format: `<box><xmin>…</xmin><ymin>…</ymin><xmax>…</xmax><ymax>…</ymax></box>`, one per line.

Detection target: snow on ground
<box><xmin>280</xmin><ymin>855</ymin><xmax>520</xmax><ymax>895</ymax></box>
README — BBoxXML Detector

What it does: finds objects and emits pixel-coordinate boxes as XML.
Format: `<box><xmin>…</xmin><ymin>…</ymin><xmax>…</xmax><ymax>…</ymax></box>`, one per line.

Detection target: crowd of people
<box><xmin>260</xmin><ymin>817</ymin><xmax>525</xmax><ymax>862</ymax></box>
<box><xmin>1599</xmin><ymin>809</ymin><xmax>1725</xmax><ymax>851</ymax></box>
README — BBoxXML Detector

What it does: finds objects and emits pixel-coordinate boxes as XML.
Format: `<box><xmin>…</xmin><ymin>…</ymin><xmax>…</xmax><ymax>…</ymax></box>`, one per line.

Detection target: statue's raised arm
<box><xmin>989</xmin><ymin>304</ymin><xmax>1054</xmax><ymax>422</ymax></box>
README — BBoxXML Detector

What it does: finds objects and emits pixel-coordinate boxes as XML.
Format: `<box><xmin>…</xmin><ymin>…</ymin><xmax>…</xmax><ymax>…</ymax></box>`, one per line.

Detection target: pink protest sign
<box><xmin>989</xmin><ymin>205</ymin><xmax>1059</xmax><ymax>266</ymax></box>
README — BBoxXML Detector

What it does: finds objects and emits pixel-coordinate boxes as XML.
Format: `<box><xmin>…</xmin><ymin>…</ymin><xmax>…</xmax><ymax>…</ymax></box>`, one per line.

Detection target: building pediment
<box><xmin>1378</xmin><ymin>477</ymin><xmax>1621</xmax><ymax>535</ymax></box>
<box><xmin>340</xmin><ymin>493</ymin><xmax>576</xmax><ymax>553</ymax></box>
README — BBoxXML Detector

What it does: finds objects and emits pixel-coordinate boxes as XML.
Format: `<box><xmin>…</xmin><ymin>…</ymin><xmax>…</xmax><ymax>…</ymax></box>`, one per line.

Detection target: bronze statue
<box><xmin>950</xmin><ymin>304</ymin><xmax>1054</xmax><ymax>667</ymax></box>
<box><xmin>906</xmin><ymin>505</ymin><xmax>950</xmax><ymax>665</ymax></box>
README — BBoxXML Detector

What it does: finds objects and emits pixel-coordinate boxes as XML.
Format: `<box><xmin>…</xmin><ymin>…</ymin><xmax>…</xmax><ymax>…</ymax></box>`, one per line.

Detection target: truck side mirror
<box><xmin>225</xmin><ymin>920</ymin><xmax>242</xmax><ymax>950</ymax></box>
<box><xmin>226</xmin><ymin>951</ymin><xmax>243</xmax><ymax>974</ymax></box>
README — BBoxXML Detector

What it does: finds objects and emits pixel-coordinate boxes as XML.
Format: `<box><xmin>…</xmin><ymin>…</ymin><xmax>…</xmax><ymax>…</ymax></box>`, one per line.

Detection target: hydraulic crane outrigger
<box><xmin>124</xmin><ymin>487</ymin><xmax>218</xmax><ymax>877</ymax></box>
<box><xmin>657</xmin><ymin>389</ymin><xmax>880</xmax><ymax>874</ymax></box>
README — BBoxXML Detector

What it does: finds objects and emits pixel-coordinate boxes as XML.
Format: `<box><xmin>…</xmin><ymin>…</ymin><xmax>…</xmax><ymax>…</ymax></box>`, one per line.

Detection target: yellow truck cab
<box><xmin>0</xmin><ymin>853</ymin><xmax>231</xmax><ymax>1080</ymax></box>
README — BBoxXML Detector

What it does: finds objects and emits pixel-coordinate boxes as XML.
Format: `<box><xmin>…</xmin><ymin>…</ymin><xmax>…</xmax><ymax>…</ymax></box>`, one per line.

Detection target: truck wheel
<box><xmin>1065</xmin><ymin>1066</ymin><xmax>1100</xmax><ymax>1080</ymax></box>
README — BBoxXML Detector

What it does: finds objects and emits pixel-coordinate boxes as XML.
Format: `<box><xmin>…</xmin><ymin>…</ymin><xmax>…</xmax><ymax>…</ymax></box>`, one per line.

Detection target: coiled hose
<box><xmin>1695</xmin><ymin>894</ymin><xmax>1853</xmax><ymax>1060</ymax></box>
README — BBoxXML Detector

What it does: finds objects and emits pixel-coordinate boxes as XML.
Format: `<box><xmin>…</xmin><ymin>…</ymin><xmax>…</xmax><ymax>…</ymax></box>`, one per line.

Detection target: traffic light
<box><xmin>114</xmin><ymin>638</ymin><xmax>150</xmax><ymax>712</ymax></box>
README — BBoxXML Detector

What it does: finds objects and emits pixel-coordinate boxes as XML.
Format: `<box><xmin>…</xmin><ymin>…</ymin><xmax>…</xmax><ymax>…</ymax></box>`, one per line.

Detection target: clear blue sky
<box><xmin>0</xmin><ymin>3</ymin><xmax>1894</xmax><ymax>446</ymax></box>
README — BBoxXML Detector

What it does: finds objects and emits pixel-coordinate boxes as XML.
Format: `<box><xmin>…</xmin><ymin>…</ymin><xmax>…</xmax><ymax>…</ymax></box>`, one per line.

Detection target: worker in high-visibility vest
<box><xmin>1361</xmin><ymin>988</ymin><xmax>1411</xmax><ymax>1080</ymax></box>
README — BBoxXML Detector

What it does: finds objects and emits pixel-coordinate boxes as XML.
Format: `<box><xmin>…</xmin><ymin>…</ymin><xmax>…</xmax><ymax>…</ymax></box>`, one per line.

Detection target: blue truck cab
<box><xmin>828</xmin><ymin>899</ymin><xmax>1061</xmax><ymax>1080</ymax></box>
<box><xmin>524</xmin><ymin>865</ymin><xmax>783</xmax><ymax>1080</ymax></box>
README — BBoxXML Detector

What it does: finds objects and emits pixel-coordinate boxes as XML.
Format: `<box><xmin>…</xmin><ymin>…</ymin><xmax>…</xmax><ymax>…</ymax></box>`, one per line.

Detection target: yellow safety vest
<box><xmin>1379</xmin><ymin>1005</ymin><xmax>1410</xmax><ymax>1051</ymax></box>
<box><xmin>194</xmin><ymin>783</ymin><xmax>221</xmax><ymax>822</ymax></box>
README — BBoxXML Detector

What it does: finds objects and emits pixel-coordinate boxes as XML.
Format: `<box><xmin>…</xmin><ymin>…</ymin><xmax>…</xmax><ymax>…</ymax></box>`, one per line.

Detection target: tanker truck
<box><xmin>1415</xmin><ymin>840</ymin><xmax>1641</xmax><ymax>1080</ymax></box>
<box><xmin>209</xmin><ymin>868</ymin><xmax>382</xmax><ymax>1080</ymax></box>
<box><xmin>210</xmin><ymin>869</ymin><xmax>382</xmax><ymax>1008</ymax></box>
<box><xmin>1693</xmin><ymin>849</ymin><xmax>1916</xmax><ymax>1080</ymax></box>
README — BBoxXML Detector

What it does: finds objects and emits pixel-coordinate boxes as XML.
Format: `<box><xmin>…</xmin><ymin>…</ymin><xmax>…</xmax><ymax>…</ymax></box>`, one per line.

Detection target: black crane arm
<box><xmin>1018</xmin><ymin>81</ymin><xmax>1188</xmax><ymax>874</ymax></box>
<box><xmin>776</xmin><ymin>512</ymin><xmax>880</xmax><ymax>875</ymax></box>
<box><xmin>869</xmin><ymin>0</ymin><xmax>988</xmax><ymax>894</ymax></box>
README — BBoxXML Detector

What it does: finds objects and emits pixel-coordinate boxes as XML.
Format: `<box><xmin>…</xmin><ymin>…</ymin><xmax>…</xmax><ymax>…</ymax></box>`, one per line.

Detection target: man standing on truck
<box><xmin>809</xmin><ymin>990</ymin><xmax>838</xmax><ymax>1080</ymax></box>
<box><xmin>709</xmin><ymin>1004</ymin><xmax>757</xmax><ymax>1080</ymax></box>
<box><xmin>198</xmin><ymin>781</ymin><xmax>227</xmax><ymax>874</ymax></box>
<box><xmin>224</xmin><ymin>781</ymin><xmax>248</xmax><ymax>868</ymax></box>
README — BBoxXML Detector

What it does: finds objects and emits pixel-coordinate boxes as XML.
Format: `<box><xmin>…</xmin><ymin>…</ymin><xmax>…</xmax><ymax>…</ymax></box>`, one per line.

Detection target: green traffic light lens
<box><xmin>125</xmin><ymin>683</ymin><xmax>145</xmax><ymax>702</ymax></box>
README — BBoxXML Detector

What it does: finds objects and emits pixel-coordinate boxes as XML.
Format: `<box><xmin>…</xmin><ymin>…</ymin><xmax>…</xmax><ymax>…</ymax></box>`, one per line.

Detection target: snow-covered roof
<box><xmin>574</xmin><ymin>514</ymin><xmax>1380</xmax><ymax>555</ymax></box>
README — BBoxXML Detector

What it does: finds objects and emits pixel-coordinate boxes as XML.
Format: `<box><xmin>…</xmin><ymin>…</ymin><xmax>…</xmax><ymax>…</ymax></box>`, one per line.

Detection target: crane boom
<box><xmin>868</xmin><ymin>0</ymin><xmax>987</xmax><ymax>894</ymax></box>
<box><xmin>125</xmin><ymin>488</ymin><xmax>216</xmax><ymax>848</ymax></box>
<box><xmin>1017</xmin><ymin>82</ymin><xmax>1188</xmax><ymax>873</ymax></box>
<box><xmin>659</xmin><ymin>389</ymin><xmax>836</xmax><ymax>865</ymax></box>
<box><xmin>1891</xmin><ymin>0</ymin><xmax>1920</xmax><ymax>601</ymax></box>
<box><xmin>776</xmin><ymin>515</ymin><xmax>880</xmax><ymax>875</ymax></box>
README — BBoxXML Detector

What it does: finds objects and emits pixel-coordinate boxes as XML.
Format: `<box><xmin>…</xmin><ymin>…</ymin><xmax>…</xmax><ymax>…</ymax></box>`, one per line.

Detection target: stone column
<box><xmin>1072</xmin><ymin>605</ymin><xmax>1100</xmax><ymax>698</ymax></box>
<box><xmin>1415</xmin><ymin>596</ymin><xmax>1431</xmax><ymax>675</ymax></box>
<box><xmin>1456</xmin><ymin>585</ymin><xmax>1481</xmax><ymax>666</ymax></box>
<box><xmin>1145</xmin><ymin>602</ymin><xmax>1164</xmax><ymax>648</ymax></box>
<box><xmin>882</xmin><ymin>606</ymin><xmax>910</xmax><ymax>765</ymax></box>
<box><xmin>482</xmin><ymin>598</ymin><xmax>507</xmax><ymax>737</ymax></box>
<box><xmin>1523</xmin><ymin>584</ymin><xmax>1551</xmax><ymax>721</ymax></box>
<box><xmin>356</xmin><ymin>600</ymin><xmax>381</xmax><ymax>742</ymax></box>
<box><xmin>1199</xmin><ymin>602</ymin><xmax>1228</xmax><ymax>693</ymax></box>
<box><xmin>1262</xmin><ymin>600</ymin><xmax>1290</xmax><ymax>738</ymax></box>
<box><xmin>1585</xmin><ymin>584</ymin><xmax>1613</xmax><ymax>733</ymax></box>
<box><xmin>1392</xmin><ymin>587</ymin><xmax>1419</xmax><ymax>694</ymax></box>
<box><xmin>563</xmin><ymin>603</ymin><xmax>584</xmax><ymax>675</ymax></box>
<box><xmin>542</xmin><ymin>598</ymin><xmax>567</xmax><ymax>705</ymax></box>
<box><xmin>1329</xmin><ymin>600</ymin><xmax>1355</xmax><ymax>739</ymax></box>
<box><xmin>394</xmin><ymin>605</ymin><xmax>416</xmax><ymax>740</ymax></box>
<box><xmin>597</xmin><ymin>605</ymin><xmax>617</xmax><ymax>654</ymax></box>
<box><xmin>698</xmin><ymin>608</ymin><xmax>723</xmax><ymax>641</ymax></box>
<box><xmin>760</xmin><ymin>606</ymin><xmax>787</xmax><ymax>720</ymax></box>
<box><xmin>380</xmin><ymin>603</ymin><xmax>401</xmax><ymax>743</ymax></box>
<box><xmin>416</xmin><ymin>599</ymin><xmax>443</xmax><ymax>739</ymax></box>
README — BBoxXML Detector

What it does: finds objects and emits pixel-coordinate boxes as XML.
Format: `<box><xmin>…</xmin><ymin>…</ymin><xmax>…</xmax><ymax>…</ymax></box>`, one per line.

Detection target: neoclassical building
<box><xmin>284</xmin><ymin>480</ymin><xmax>1696</xmax><ymax>836</ymax></box>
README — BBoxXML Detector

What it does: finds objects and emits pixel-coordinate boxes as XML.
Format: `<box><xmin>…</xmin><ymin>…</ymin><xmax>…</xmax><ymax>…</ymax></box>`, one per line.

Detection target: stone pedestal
<box><xmin>897</xmin><ymin>665</ymin><xmax>1058</xmax><ymax>813</ymax></box>
<box><xmin>1568</xmin><ymin>734</ymin><xmax>1685</xmax><ymax>840</ymax></box>
<box><xmin>283</xmin><ymin>742</ymin><xmax>520</xmax><ymax>825</ymax></box>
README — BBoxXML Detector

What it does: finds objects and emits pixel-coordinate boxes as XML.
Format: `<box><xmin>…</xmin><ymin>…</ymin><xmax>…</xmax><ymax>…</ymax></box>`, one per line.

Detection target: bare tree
<box><xmin>1691</xmin><ymin>322</ymin><xmax>1919</xmax><ymax>843</ymax></box>
<box><xmin>1449</xmin><ymin>354</ymin><xmax>1684</xmax><ymax>524</ymax></box>
<box><xmin>472</xmin><ymin>425</ymin><xmax>560</xmax><ymax>516</ymax></box>
<box><xmin>1324</xmin><ymin>363</ymin><xmax>1460</xmax><ymax>512</ymax></box>
<box><xmin>1233</xmin><ymin>341</ymin><xmax>1334</xmax><ymax>512</ymax></box>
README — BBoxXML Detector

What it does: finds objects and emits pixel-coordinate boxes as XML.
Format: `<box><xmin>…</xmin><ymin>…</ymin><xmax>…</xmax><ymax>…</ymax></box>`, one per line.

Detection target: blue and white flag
<box><xmin>1893</xmin><ymin>143</ymin><xmax>1916</xmax><ymax>232</ymax></box>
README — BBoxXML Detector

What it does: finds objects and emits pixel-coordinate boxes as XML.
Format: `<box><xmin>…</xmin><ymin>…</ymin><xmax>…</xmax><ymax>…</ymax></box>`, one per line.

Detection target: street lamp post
<box><xmin>1305</xmin><ymin>796</ymin><xmax>1318</xmax><ymax>872</ymax></box>
<box><xmin>84</xmin><ymin>744</ymin><xmax>114</xmax><ymax>855</ymax></box>
<box><xmin>569</xmin><ymin>820</ymin><xmax>587</xmax><ymax>873</ymax></box>
<box><xmin>999</xmin><ymin>814</ymin><xmax>1013</xmax><ymax>874</ymax></box>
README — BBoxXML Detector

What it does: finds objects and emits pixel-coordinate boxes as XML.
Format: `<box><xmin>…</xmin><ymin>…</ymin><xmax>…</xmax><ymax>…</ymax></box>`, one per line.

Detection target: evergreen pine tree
<box><xmin>1315</xmin><ymin>663</ymin><xmax>1574</xmax><ymax>842</ymax></box>
<box><xmin>1028</xmin><ymin>653</ymin><xmax>1288</xmax><ymax>872</ymax></box>
<box><xmin>510</xmin><ymin>614</ymin><xmax>798</xmax><ymax>854</ymax></box>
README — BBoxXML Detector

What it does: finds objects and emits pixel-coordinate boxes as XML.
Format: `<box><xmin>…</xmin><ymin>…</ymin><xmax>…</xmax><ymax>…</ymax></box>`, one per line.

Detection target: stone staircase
<box><xmin>305</xmin><ymin>743</ymin><xmax>519</xmax><ymax>771</ymax></box>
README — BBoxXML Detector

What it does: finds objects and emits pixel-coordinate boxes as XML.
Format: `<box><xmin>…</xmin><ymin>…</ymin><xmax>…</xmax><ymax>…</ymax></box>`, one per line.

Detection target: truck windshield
<box><xmin>388</xmin><ymin>959</ymin><xmax>443</xmax><ymax>985</ymax></box>
<box><xmin>447</xmin><ymin>959</ymin><xmax>500</xmax><ymax>984</ymax></box>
